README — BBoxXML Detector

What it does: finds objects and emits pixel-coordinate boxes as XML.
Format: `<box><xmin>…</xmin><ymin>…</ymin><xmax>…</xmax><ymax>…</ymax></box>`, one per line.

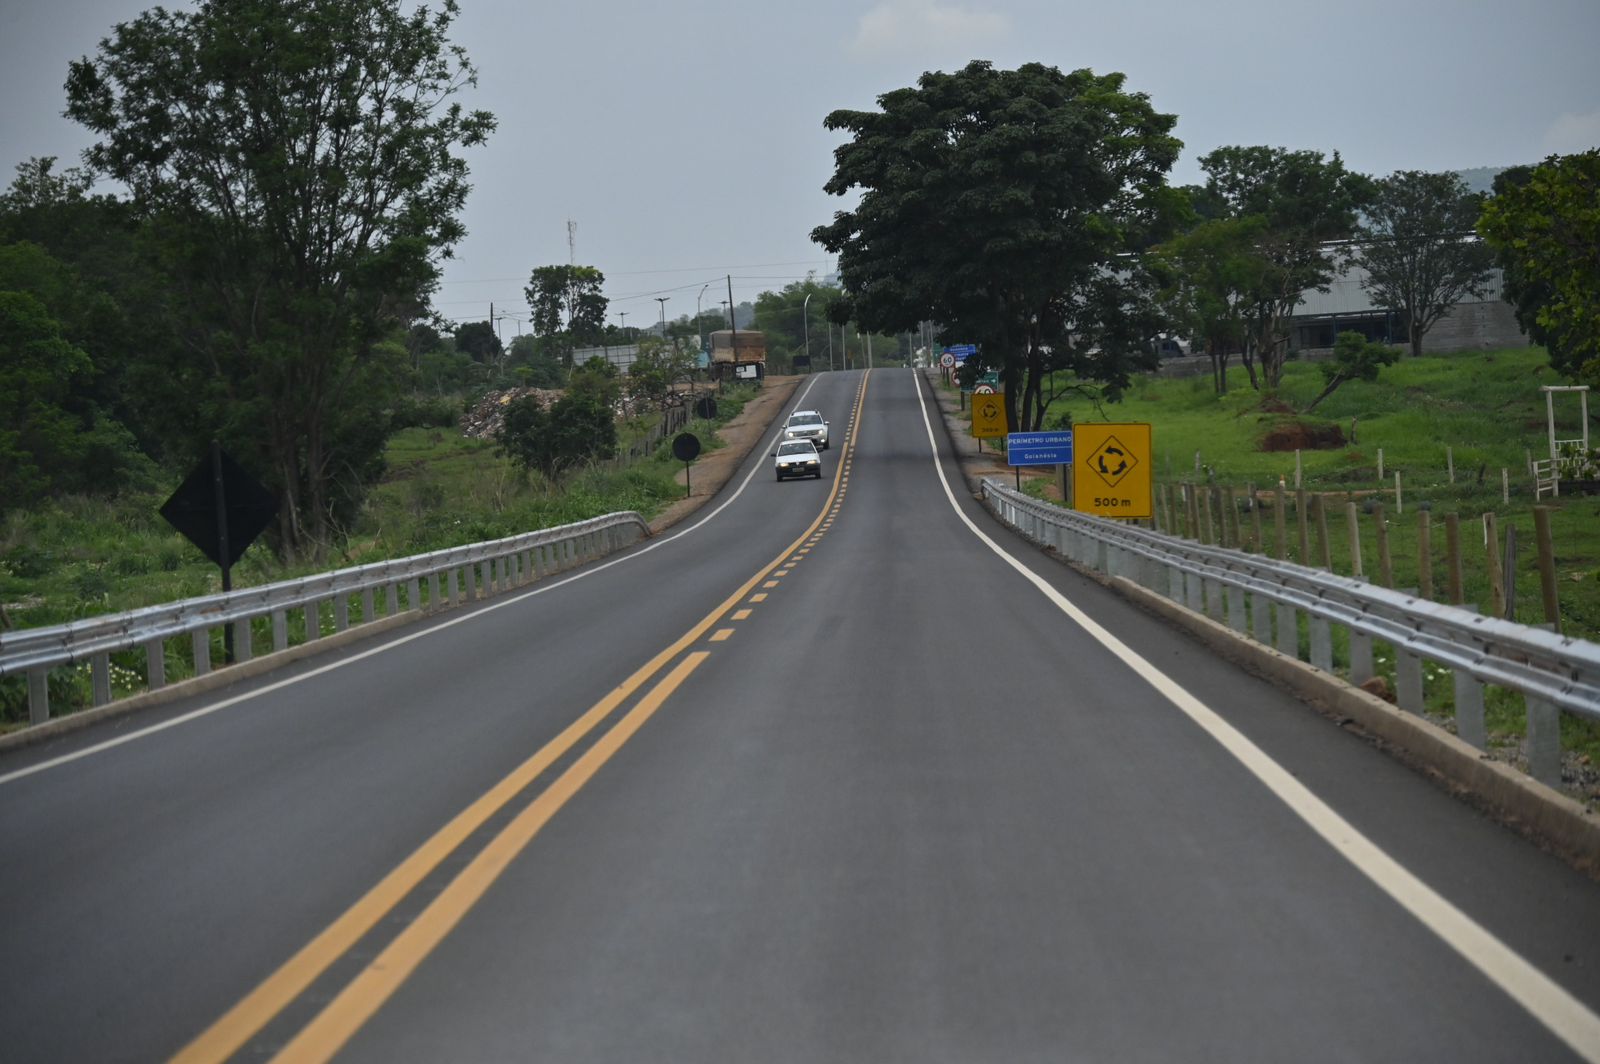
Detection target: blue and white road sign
<box><xmin>946</xmin><ymin>343</ymin><xmax>977</xmax><ymax>363</ymax></box>
<box><xmin>1007</xmin><ymin>431</ymin><xmax>1073</xmax><ymax>466</ymax></box>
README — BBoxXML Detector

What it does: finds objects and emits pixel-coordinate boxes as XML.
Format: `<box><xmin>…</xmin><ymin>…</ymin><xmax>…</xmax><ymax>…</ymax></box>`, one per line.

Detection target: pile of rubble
<box><xmin>458</xmin><ymin>388</ymin><xmax>565</xmax><ymax>440</ymax></box>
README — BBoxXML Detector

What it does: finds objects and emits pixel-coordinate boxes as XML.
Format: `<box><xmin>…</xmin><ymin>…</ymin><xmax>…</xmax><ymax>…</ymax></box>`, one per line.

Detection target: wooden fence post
<box><xmin>1484</xmin><ymin>513</ymin><xmax>1506</xmax><ymax>618</ymax></box>
<box><xmin>1296</xmin><ymin>488</ymin><xmax>1310</xmax><ymax>565</ymax></box>
<box><xmin>1533</xmin><ymin>506</ymin><xmax>1560</xmax><ymax>633</ymax></box>
<box><xmin>1313</xmin><ymin>495</ymin><xmax>1332</xmax><ymax>570</ymax></box>
<box><xmin>1274</xmin><ymin>487</ymin><xmax>1287</xmax><ymax>560</ymax></box>
<box><xmin>1444</xmin><ymin>513</ymin><xmax>1463</xmax><ymax>605</ymax></box>
<box><xmin>1346</xmin><ymin>501</ymin><xmax>1363</xmax><ymax>578</ymax></box>
<box><xmin>1373</xmin><ymin>504</ymin><xmax>1393</xmax><ymax>588</ymax></box>
<box><xmin>1418</xmin><ymin>511</ymin><xmax>1434</xmax><ymax>601</ymax></box>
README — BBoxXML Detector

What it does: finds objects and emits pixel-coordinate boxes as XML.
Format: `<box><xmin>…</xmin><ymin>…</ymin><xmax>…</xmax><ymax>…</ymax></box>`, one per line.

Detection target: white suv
<box><xmin>784</xmin><ymin>410</ymin><xmax>830</xmax><ymax>450</ymax></box>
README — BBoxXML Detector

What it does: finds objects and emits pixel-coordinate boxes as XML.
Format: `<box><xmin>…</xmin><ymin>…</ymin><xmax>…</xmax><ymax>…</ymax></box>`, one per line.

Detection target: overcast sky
<box><xmin>3</xmin><ymin>0</ymin><xmax>1597</xmax><ymax>334</ymax></box>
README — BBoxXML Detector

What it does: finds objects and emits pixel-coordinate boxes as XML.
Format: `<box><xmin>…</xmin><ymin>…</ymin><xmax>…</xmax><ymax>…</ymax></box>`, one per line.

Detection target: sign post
<box><xmin>1071</xmin><ymin>423</ymin><xmax>1153</xmax><ymax>519</ymax></box>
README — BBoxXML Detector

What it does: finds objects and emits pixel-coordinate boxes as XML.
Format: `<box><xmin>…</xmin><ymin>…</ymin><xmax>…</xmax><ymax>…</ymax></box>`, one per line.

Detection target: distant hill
<box><xmin>1454</xmin><ymin>165</ymin><xmax>1522</xmax><ymax>194</ymax></box>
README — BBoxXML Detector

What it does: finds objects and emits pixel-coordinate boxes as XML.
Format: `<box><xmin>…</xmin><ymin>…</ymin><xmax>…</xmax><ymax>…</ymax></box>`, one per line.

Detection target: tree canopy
<box><xmin>1480</xmin><ymin>151</ymin><xmax>1600</xmax><ymax>381</ymax></box>
<box><xmin>525</xmin><ymin>264</ymin><xmax>608</xmax><ymax>364</ymax></box>
<box><xmin>1195</xmin><ymin>147</ymin><xmax>1369</xmax><ymax>390</ymax></box>
<box><xmin>64</xmin><ymin>0</ymin><xmax>494</xmax><ymax>558</ymax></box>
<box><xmin>812</xmin><ymin>61</ymin><xmax>1182</xmax><ymax>431</ymax></box>
<box><xmin>1355</xmin><ymin>170</ymin><xmax>1493</xmax><ymax>358</ymax></box>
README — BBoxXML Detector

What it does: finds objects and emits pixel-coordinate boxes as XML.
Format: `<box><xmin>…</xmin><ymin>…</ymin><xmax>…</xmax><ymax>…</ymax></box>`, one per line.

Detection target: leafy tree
<box><xmin>525</xmin><ymin>264</ymin><xmax>608</xmax><ymax>364</ymax></box>
<box><xmin>1154</xmin><ymin>216</ymin><xmax>1269</xmax><ymax>395</ymax></box>
<box><xmin>1480</xmin><ymin>151</ymin><xmax>1600</xmax><ymax>380</ymax></box>
<box><xmin>496</xmin><ymin>390</ymin><xmax>617</xmax><ymax>481</ymax></box>
<box><xmin>626</xmin><ymin>339</ymin><xmax>698</xmax><ymax>412</ymax></box>
<box><xmin>453</xmin><ymin>319</ymin><xmax>503</xmax><ymax>367</ymax></box>
<box><xmin>1355</xmin><ymin>170</ymin><xmax>1493</xmax><ymax>358</ymax></box>
<box><xmin>1303</xmin><ymin>330</ymin><xmax>1398</xmax><ymax>413</ymax></box>
<box><xmin>813</xmin><ymin>62</ymin><xmax>1181</xmax><ymax>431</ymax></box>
<box><xmin>1197</xmin><ymin>146</ymin><xmax>1370</xmax><ymax>391</ymax></box>
<box><xmin>506</xmin><ymin>333</ymin><xmax>565</xmax><ymax>388</ymax></box>
<box><xmin>567</xmin><ymin>355</ymin><xmax>622</xmax><ymax>411</ymax></box>
<box><xmin>754</xmin><ymin>277</ymin><xmax>841</xmax><ymax>371</ymax></box>
<box><xmin>65</xmin><ymin>0</ymin><xmax>495</xmax><ymax>558</ymax></box>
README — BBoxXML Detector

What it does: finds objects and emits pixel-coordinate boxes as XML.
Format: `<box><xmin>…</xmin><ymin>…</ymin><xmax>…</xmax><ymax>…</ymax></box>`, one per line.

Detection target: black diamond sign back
<box><xmin>160</xmin><ymin>447</ymin><xmax>278</xmax><ymax>568</ymax></box>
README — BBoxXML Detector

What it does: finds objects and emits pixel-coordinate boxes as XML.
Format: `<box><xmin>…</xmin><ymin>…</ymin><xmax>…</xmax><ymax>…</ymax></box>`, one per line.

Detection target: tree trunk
<box><xmin>1409</xmin><ymin>315</ymin><xmax>1424</xmax><ymax>359</ymax></box>
<box><xmin>1302</xmin><ymin>372</ymin><xmax>1348</xmax><ymax>413</ymax></box>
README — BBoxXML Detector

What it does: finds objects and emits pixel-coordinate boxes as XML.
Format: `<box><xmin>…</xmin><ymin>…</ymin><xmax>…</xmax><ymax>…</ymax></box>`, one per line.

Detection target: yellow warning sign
<box><xmin>1072</xmin><ymin>423</ymin><xmax>1152</xmax><ymax>519</ymax></box>
<box><xmin>971</xmin><ymin>393</ymin><xmax>1008</xmax><ymax>439</ymax></box>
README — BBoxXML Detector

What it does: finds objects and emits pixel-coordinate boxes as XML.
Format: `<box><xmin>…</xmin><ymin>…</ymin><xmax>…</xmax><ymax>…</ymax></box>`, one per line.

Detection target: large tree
<box><xmin>1154</xmin><ymin>215</ymin><xmax>1269</xmax><ymax>395</ymax></box>
<box><xmin>812</xmin><ymin>61</ymin><xmax>1181</xmax><ymax>432</ymax></box>
<box><xmin>1197</xmin><ymin>147</ymin><xmax>1369</xmax><ymax>391</ymax></box>
<box><xmin>1479</xmin><ymin>151</ymin><xmax>1600</xmax><ymax>381</ymax></box>
<box><xmin>753</xmin><ymin>276</ymin><xmax>842</xmax><ymax>372</ymax></box>
<box><xmin>1355</xmin><ymin>170</ymin><xmax>1493</xmax><ymax>358</ymax></box>
<box><xmin>65</xmin><ymin>0</ymin><xmax>494</xmax><ymax>558</ymax></box>
<box><xmin>524</xmin><ymin>264</ymin><xmax>608</xmax><ymax>365</ymax></box>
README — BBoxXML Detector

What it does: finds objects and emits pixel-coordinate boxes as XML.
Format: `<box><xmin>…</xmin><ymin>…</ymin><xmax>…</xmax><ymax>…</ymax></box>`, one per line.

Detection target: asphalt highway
<box><xmin>3</xmin><ymin>368</ymin><xmax>1599</xmax><ymax>1063</ymax></box>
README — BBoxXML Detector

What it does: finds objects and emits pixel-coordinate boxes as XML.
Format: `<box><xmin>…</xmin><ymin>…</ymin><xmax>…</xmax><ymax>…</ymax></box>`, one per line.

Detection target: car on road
<box><xmin>783</xmin><ymin>409</ymin><xmax>829</xmax><ymax>450</ymax></box>
<box><xmin>773</xmin><ymin>439</ymin><xmax>823</xmax><ymax>480</ymax></box>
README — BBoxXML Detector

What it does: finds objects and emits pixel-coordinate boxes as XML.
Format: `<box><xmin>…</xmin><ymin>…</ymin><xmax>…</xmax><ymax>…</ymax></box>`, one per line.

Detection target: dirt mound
<box><xmin>1259</xmin><ymin>420</ymin><xmax>1346</xmax><ymax>452</ymax></box>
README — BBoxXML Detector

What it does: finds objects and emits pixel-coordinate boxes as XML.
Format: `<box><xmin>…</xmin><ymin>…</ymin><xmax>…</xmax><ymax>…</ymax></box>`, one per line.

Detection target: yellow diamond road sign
<box><xmin>971</xmin><ymin>394</ymin><xmax>1008</xmax><ymax>439</ymax></box>
<box><xmin>1072</xmin><ymin>423</ymin><xmax>1152</xmax><ymax>518</ymax></box>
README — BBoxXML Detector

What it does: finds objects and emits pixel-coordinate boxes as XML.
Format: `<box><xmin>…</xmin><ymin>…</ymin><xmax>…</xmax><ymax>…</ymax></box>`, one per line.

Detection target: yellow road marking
<box><xmin>272</xmin><ymin>653</ymin><xmax>713</xmax><ymax>1064</ymax></box>
<box><xmin>762</xmin><ymin>580</ymin><xmax>780</xmax><ymax>588</ymax></box>
<box><xmin>732</xmin><ymin>609</ymin><xmax>752</xmax><ymax>620</ymax></box>
<box><xmin>710</xmin><ymin>629</ymin><xmax>734</xmax><ymax>642</ymax></box>
<box><xmin>173</xmin><ymin>371</ymin><xmax>874</xmax><ymax>1063</ymax></box>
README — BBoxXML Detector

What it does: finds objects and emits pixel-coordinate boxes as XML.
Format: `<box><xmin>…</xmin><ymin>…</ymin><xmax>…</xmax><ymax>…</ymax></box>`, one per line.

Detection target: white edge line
<box><xmin>910</xmin><ymin>371</ymin><xmax>1600</xmax><ymax>1062</ymax></box>
<box><xmin>0</xmin><ymin>375</ymin><xmax>831</xmax><ymax>788</ymax></box>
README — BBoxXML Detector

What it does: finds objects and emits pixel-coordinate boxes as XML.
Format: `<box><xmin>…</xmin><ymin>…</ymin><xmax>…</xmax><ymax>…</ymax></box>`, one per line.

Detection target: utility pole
<box><xmin>619</xmin><ymin>310</ymin><xmax>627</xmax><ymax>339</ymax></box>
<box><xmin>802</xmin><ymin>292</ymin><xmax>812</xmax><ymax>371</ymax></box>
<box><xmin>656</xmin><ymin>296</ymin><xmax>670</xmax><ymax>340</ymax></box>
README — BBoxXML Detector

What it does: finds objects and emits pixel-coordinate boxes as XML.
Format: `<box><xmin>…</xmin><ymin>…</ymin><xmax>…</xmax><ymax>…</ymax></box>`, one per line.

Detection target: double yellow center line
<box><xmin>173</xmin><ymin>372</ymin><xmax>872</xmax><ymax>1064</ymax></box>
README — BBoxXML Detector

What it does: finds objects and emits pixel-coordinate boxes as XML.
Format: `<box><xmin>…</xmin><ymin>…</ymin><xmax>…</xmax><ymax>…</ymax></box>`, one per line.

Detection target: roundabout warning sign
<box><xmin>1072</xmin><ymin>423</ymin><xmax>1152</xmax><ymax>518</ymax></box>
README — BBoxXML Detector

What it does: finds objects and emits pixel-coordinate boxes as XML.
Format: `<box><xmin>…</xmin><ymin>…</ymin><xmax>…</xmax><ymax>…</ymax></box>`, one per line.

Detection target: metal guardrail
<box><xmin>979</xmin><ymin>479</ymin><xmax>1600</xmax><ymax>790</ymax></box>
<box><xmin>0</xmin><ymin>511</ymin><xmax>652</xmax><ymax>728</ymax></box>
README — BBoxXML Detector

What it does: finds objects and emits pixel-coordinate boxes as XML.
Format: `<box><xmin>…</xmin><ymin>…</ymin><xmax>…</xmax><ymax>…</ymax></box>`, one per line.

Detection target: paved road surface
<box><xmin>3</xmin><ymin>368</ymin><xmax>1598</xmax><ymax>1062</ymax></box>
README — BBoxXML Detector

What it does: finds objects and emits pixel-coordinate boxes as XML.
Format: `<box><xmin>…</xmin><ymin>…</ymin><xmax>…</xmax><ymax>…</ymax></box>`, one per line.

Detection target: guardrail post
<box><xmin>28</xmin><ymin>667</ymin><xmax>49</xmax><ymax>724</ymax></box>
<box><xmin>409</xmin><ymin>576</ymin><xmax>423</xmax><ymax>610</ymax></box>
<box><xmin>1204</xmin><ymin>575</ymin><xmax>1223</xmax><ymax>619</ymax></box>
<box><xmin>232</xmin><ymin>619</ymin><xmax>252</xmax><ymax>664</ymax></box>
<box><xmin>426</xmin><ymin>573</ymin><xmax>440</xmax><ymax>611</ymax></box>
<box><xmin>1185</xmin><ymin>571</ymin><xmax>1204</xmax><ymax>613</ymax></box>
<box><xmin>533</xmin><ymin>545</ymin><xmax>548</xmax><ymax>580</ymax></box>
<box><xmin>1348</xmin><ymin>631</ymin><xmax>1373</xmax><ymax>684</ymax></box>
<box><xmin>1275</xmin><ymin>603</ymin><xmax>1298</xmax><ymax>659</ymax></box>
<box><xmin>1395</xmin><ymin>650</ymin><xmax>1423</xmax><ymax>713</ymax></box>
<box><xmin>1453</xmin><ymin>672</ymin><xmax>1487</xmax><ymax>748</ymax></box>
<box><xmin>496</xmin><ymin>555</ymin><xmax>508</xmax><ymax>590</ymax></box>
<box><xmin>92</xmin><ymin>653</ymin><xmax>111</xmax><ymax>706</ymax></box>
<box><xmin>1525</xmin><ymin>696</ymin><xmax>1561</xmax><ymax>788</ymax></box>
<box><xmin>306</xmin><ymin>602</ymin><xmax>322</xmax><ymax>641</ymax></box>
<box><xmin>1309</xmin><ymin>617</ymin><xmax>1332</xmax><ymax>671</ymax></box>
<box><xmin>146</xmin><ymin>639</ymin><xmax>166</xmax><ymax>690</ymax></box>
<box><xmin>272</xmin><ymin>609</ymin><xmax>288</xmax><ymax>652</ymax></box>
<box><xmin>1250</xmin><ymin>591</ymin><xmax>1271</xmax><ymax>644</ymax></box>
<box><xmin>1225</xmin><ymin>584</ymin><xmax>1247</xmax><ymax>633</ymax></box>
<box><xmin>360</xmin><ymin>588</ymin><xmax>375</xmax><ymax>625</ymax></box>
<box><xmin>447</xmin><ymin>568</ymin><xmax>460</xmax><ymax>607</ymax></box>
<box><xmin>387</xmin><ymin>583</ymin><xmax>400</xmax><ymax>616</ymax></box>
<box><xmin>334</xmin><ymin>594</ymin><xmax>350</xmax><ymax>632</ymax></box>
<box><xmin>192</xmin><ymin>629</ymin><xmax>212</xmax><ymax>676</ymax></box>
